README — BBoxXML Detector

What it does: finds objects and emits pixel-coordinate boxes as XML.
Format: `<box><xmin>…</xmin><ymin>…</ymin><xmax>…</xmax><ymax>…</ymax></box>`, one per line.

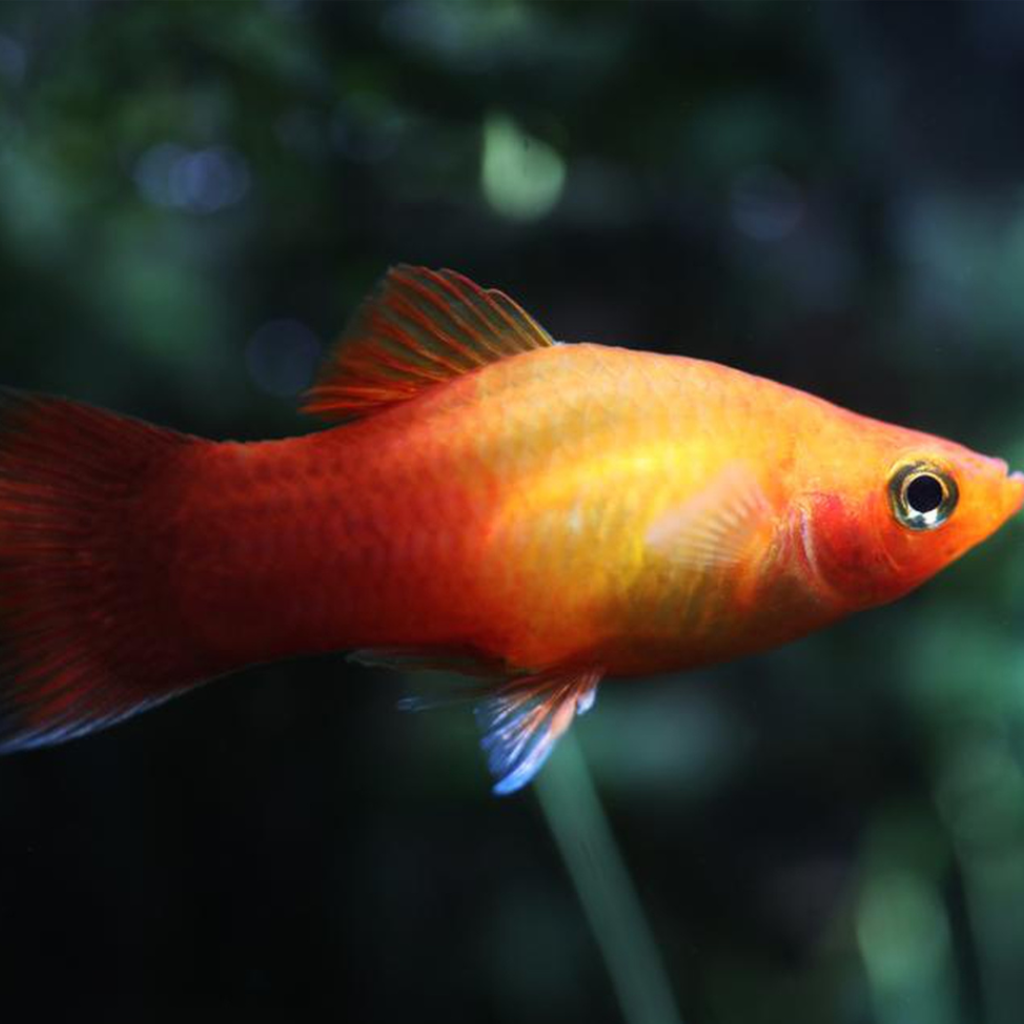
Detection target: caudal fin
<box><xmin>0</xmin><ymin>388</ymin><xmax>207</xmax><ymax>752</ymax></box>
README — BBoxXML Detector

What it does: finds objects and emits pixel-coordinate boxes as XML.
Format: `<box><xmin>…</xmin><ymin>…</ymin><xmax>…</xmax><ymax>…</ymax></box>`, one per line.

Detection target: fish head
<box><xmin>797</xmin><ymin>423</ymin><xmax>1024</xmax><ymax>610</ymax></box>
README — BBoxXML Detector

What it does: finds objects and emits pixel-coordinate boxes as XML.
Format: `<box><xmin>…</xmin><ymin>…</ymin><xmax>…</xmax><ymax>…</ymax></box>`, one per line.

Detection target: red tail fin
<box><xmin>0</xmin><ymin>388</ymin><xmax>207</xmax><ymax>751</ymax></box>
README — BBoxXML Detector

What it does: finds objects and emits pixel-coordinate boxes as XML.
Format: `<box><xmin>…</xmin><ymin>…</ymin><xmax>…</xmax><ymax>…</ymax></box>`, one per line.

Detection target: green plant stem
<box><xmin>535</xmin><ymin>732</ymin><xmax>685</xmax><ymax>1024</ymax></box>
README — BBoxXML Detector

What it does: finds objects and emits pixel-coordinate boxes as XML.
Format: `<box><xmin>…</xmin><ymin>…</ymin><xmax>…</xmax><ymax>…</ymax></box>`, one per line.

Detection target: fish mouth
<box><xmin>1004</xmin><ymin>467</ymin><xmax>1024</xmax><ymax>517</ymax></box>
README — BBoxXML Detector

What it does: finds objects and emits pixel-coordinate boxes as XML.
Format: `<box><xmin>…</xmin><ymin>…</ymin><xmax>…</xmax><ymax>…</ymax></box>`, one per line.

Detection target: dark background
<box><xmin>2</xmin><ymin>2</ymin><xmax>1024</xmax><ymax>1022</ymax></box>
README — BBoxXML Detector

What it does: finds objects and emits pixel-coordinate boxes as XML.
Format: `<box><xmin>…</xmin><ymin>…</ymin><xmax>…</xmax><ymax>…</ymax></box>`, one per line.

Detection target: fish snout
<box><xmin>979</xmin><ymin>455</ymin><xmax>1024</xmax><ymax>524</ymax></box>
<box><xmin>1004</xmin><ymin>468</ymin><xmax>1024</xmax><ymax>518</ymax></box>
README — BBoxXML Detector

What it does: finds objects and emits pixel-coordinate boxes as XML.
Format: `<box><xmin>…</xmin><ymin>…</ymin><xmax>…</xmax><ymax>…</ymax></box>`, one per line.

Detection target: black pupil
<box><xmin>906</xmin><ymin>474</ymin><xmax>944</xmax><ymax>514</ymax></box>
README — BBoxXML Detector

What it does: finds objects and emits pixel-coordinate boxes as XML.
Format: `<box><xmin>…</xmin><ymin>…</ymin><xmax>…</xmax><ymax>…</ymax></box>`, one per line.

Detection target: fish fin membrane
<box><xmin>476</xmin><ymin>667</ymin><xmax>602</xmax><ymax>796</ymax></box>
<box><xmin>350</xmin><ymin>646</ymin><xmax>515</xmax><ymax>712</ymax></box>
<box><xmin>0</xmin><ymin>388</ymin><xmax>207</xmax><ymax>753</ymax></box>
<box><xmin>303</xmin><ymin>265</ymin><xmax>555</xmax><ymax>422</ymax></box>
<box><xmin>350</xmin><ymin>644</ymin><xmax>511</xmax><ymax>679</ymax></box>
<box><xmin>644</xmin><ymin>462</ymin><xmax>773</xmax><ymax>569</ymax></box>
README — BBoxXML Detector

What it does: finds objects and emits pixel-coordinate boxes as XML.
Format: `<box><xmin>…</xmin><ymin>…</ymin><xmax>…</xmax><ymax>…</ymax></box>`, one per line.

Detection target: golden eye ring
<box><xmin>888</xmin><ymin>461</ymin><xmax>958</xmax><ymax>531</ymax></box>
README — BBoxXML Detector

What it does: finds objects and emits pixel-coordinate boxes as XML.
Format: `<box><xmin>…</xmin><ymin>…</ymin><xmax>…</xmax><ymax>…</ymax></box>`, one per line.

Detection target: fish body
<box><xmin>0</xmin><ymin>267</ymin><xmax>1019</xmax><ymax>791</ymax></box>
<box><xmin>172</xmin><ymin>342</ymin><xmax>1019</xmax><ymax>676</ymax></box>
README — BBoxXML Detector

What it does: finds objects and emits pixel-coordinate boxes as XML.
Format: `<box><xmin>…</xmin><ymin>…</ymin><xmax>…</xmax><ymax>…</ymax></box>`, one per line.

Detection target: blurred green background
<box><xmin>3</xmin><ymin>1</ymin><xmax>1024</xmax><ymax>1022</ymax></box>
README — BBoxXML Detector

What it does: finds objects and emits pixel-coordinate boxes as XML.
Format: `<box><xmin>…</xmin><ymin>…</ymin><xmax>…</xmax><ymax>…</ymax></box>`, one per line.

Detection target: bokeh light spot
<box><xmin>245</xmin><ymin>319</ymin><xmax>322</xmax><ymax>398</ymax></box>
<box><xmin>730</xmin><ymin>165</ymin><xmax>804</xmax><ymax>241</ymax></box>
<box><xmin>481</xmin><ymin>113</ymin><xmax>565</xmax><ymax>221</ymax></box>
<box><xmin>0</xmin><ymin>33</ymin><xmax>27</xmax><ymax>84</ymax></box>
<box><xmin>856</xmin><ymin>870</ymin><xmax>951</xmax><ymax>991</ymax></box>
<box><xmin>331</xmin><ymin>91</ymin><xmax>407</xmax><ymax>164</ymax></box>
<box><xmin>134</xmin><ymin>143</ymin><xmax>250</xmax><ymax>214</ymax></box>
<box><xmin>934</xmin><ymin>735</ymin><xmax>1024</xmax><ymax>855</ymax></box>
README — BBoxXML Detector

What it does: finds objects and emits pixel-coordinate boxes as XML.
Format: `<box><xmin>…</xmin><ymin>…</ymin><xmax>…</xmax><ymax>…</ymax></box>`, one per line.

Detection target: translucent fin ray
<box><xmin>303</xmin><ymin>266</ymin><xmax>555</xmax><ymax>421</ymax></box>
<box><xmin>349</xmin><ymin>645</ymin><xmax>510</xmax><ymax>679</ymax></box>
<box><xmin>476</xmin><ymin>668</ymin><xmax>602</xmax><ymax>796</ymax></box>
<box><xmin>0</xmin><ymin>388</ymin><xmax>207</xmax><ymax>753</ymax></box>
<box><xmin>644</xmin><ymin>462</ymin><xmax>772</xmax><ymax>568</ymax></box>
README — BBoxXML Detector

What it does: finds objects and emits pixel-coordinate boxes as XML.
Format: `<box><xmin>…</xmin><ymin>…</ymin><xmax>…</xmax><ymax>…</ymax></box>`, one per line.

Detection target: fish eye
<box><xmin>888</xmin><ymin>461</ymin><xmax>958</xmax><ymax>531</ymax></box>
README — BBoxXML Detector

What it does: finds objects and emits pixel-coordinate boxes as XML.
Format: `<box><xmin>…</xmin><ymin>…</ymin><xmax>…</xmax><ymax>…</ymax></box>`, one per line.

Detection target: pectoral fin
<box><xmin>644</xmin><ymin>463</ymin><xmax>772</xmax><ymax>568</ymax></box>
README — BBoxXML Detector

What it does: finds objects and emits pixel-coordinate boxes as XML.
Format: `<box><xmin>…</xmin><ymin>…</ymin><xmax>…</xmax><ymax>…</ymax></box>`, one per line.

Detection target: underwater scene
<box><xmin>1</xmin><ymin>2</ymin><xmax>1024</xmax><ymax>1023</ymax></box>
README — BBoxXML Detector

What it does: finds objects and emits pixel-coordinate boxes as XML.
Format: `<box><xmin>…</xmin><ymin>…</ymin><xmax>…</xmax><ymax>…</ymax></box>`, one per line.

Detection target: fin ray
<box><xmin>644</xmin><ymin>463</ymin><xmax>772</xmax><ymax>568</ymax></box>
<box><xmin>303</xmin><ymin>266</ymin><xmax>555</xmax><ymax>421</ymax></box>
<box><xmin>476</xmin><ymin>668</ymin><xmax>602</xmax><ymax>795</ymax></box>
<box><xmin>350</xmin><ymin>645</ymin><xmax>511</xmax><ymax>679</ymax></box>
<box><xmin>0</xmin><ymin>388</ymin><xmax>209</xmax><ymax>753</ymax></box>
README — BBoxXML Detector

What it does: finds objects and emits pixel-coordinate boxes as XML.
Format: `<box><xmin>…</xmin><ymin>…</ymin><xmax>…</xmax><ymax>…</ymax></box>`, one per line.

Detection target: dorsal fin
<box><xmin>302</xmin><ymin>265</ymin><xmax>555</xmax><ymax>421</ymax></box>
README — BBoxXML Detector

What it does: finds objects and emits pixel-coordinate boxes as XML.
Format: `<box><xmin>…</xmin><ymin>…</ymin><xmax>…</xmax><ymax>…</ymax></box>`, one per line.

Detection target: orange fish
<box><xmin>0</xmin><ymin>266</ymin><xmax>1019</xmax><ymax>793</ymax></box>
